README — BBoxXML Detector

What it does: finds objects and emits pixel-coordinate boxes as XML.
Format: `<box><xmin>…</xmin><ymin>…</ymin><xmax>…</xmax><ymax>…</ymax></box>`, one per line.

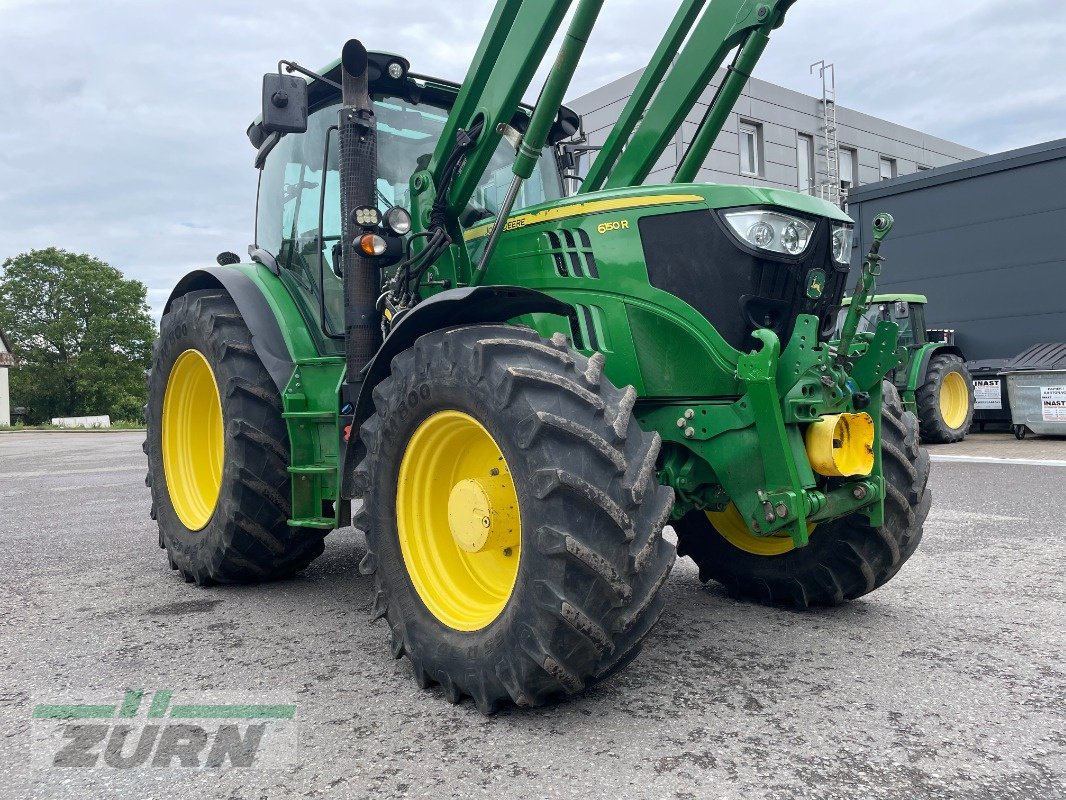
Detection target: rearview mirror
<box><xmin>261</xmin><ymin>73</ymin><xmax>308</xmax><ymax>134</ymax></box>
<box><xmin>893</xmin><ymin>300</ymin><xmax>909</xmax><ymax>319</ymax></box>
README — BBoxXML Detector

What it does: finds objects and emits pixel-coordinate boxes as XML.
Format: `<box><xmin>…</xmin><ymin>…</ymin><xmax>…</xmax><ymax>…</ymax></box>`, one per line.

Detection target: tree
<box><xmin>0</xmin><ymin>248</ymin><xmax>156</xmax><ymax>423</ymax></box>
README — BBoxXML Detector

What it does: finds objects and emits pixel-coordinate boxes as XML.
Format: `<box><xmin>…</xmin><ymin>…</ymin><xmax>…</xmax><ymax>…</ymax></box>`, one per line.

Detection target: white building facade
<box><xmin>0</xmin><ymin>330</ymin><xmax>13</xmax><ymax>427</ymax></box>
<box><xmin>567</xmin><ymin>67</ymin><xmax>984</xmax><ymax>206</ymax></box>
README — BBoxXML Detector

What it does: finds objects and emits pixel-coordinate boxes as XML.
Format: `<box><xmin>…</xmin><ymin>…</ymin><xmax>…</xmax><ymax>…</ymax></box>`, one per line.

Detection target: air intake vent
<box><xmin>544</xmin><ymin>229</ymin><xmax>599</xmax><ymax>278</ymax></box>
<box><xmin>568</xmin><ymin>304</ymin><xmax>607</xmax><ymax>353</ymax></box>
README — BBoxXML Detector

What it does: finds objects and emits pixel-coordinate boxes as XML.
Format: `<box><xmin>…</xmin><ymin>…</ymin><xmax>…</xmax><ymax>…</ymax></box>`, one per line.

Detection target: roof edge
<box><xmin>0</xmin><ymin>328</ymin><xmax>15</xmax><ymax>366</ymax></box>
<box><xmin>848</xmin><ymin>137</ymin><xmax>1066</xmax><ymax>203</ymax></box>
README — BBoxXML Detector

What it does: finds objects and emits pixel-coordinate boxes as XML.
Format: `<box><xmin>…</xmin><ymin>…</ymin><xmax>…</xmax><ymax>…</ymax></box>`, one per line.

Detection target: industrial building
<box><xmin>567</xmin><ymin>65</ymin><xmax>983</xmax><ymax>206</ymax></box>
<box><xmin>0</xmin><ymin>329</ymin><xmax>13</xmax><ymax>427</ymax></box>
<box><xmin>847</xmin><ymin>137</ymin><xmax>1066</xmax><ymax>363</ymax></box>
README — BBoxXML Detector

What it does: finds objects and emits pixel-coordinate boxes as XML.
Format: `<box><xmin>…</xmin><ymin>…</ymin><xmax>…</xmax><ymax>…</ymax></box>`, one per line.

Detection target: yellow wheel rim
<box><xmin>396</xmin><ymin>410</ymin><xmax>522</xmax><ymax>631</ymax></box>
<box><xmin>939</xmin><ymin>371</ymin><xmax>969</xmax><ymax>429</ymax></box>
<box><xmin>162</xmin><ymin>349</ymin><xmax>224</xmax><ymax>531</ymax></box>
<box><xmin>707</xmin><ymin>502</ymin><xmax>816</xmax><ymax>557</ymax></box>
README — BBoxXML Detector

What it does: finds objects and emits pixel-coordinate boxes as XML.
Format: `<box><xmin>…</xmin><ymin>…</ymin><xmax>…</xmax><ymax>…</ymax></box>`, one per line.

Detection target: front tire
<box><xmin>145</xmin><ymin>289</ymin><xmax>326</xmax><ymax>585</ymax></box>
<box><xmin>674</xmin><ymin>382</ymin><xmax>930</xmax><ymax>608</ymax></box>
<box><xmin>354</xmin><ymin>325</ymin><xmax>676</xmax><ymax>713</ymax></box>
<box><xmin>917</xmin><ymin>353</ymin><xmax>974</xmax><ymax>443</ymax></box>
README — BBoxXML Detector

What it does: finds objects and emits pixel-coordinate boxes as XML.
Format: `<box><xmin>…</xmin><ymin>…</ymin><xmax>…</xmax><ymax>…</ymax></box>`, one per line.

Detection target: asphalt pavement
<box><xmin>1</xmin><ymin>431</ymin><xmax>1063</xmax><ymax>799</ymax></box>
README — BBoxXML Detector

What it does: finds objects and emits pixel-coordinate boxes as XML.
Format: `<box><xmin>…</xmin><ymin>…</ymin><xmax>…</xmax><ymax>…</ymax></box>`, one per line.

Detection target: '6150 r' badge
<box><xmin>805</xmin><ymin>268</ymin><xmax>826</xmax><ymax>299</ymax></box>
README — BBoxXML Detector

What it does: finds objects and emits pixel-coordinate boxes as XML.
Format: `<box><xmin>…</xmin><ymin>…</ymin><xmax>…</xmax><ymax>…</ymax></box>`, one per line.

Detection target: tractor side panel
<box><xmin>469</xmin><ymin>201</ymin><xmax>746</xmax><ymax>399</ymax></box>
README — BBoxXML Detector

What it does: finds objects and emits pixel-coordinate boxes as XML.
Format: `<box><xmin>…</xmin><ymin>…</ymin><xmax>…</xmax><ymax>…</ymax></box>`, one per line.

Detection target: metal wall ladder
<box><xmin>810</xmin><ymin>60</ymin><xmax>841</xmax><ymax>208</ymax></box>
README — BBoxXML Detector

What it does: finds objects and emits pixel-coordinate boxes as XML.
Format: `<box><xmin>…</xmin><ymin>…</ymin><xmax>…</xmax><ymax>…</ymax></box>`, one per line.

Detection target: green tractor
<box><xmin>837</xmin><ymin>293</ymin><xmax>974</xmax><ymax>443</ymax></box>
<box><xmin>145</xmin><ymin>0</ymin><xmax>930</xmax><ymax>712</ymax></box>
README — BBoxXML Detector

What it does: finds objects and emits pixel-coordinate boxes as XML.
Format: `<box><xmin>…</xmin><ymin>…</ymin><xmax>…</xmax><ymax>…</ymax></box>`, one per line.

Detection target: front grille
<box><xmin>639</xmin><ymin>208</ymin><xmax>847</xmax><ymax>351</ymax></box>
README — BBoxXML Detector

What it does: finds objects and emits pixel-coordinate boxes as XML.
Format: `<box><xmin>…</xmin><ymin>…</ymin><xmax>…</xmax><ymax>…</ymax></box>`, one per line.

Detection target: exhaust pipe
<box><xmin>338</xmin><ymin>39</ymin><xmax>380</xmax><ymax>398</ymax></box>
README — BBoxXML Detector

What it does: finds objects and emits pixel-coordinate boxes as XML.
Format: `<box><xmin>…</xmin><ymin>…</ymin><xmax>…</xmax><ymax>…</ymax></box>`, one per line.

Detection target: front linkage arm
<box><xmin>836</xmin><ymin>212</ymin><xmax>894</xmax><ymax>368</ymax></box>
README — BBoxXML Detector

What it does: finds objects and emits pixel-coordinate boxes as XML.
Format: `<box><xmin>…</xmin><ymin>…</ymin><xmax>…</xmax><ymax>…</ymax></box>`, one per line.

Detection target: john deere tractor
<box><xmin>837</xmin><ymin>293</ymin><xmax>974</xmax><ymax>442</ymax></box>
<box><xmin>145</xmin><ymin>0</ymin><xmax>930</xmax><ymax>712</ymax></box>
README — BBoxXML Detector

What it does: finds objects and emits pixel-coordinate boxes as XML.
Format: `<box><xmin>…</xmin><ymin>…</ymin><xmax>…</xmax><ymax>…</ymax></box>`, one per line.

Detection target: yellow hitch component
<box><xmin>161</xmin><ymin>349</ymin><xmax>224</xmax><ymax>531</ymax></box>
<box><xmin>396</xmin><ymin>410</ymin><xmax>522</xmax><ymax>631</ymax></box>
<box><xmin>804</xmin><ymin>412</ymin><xmax>875</xmax><ymax>478</ymax></box>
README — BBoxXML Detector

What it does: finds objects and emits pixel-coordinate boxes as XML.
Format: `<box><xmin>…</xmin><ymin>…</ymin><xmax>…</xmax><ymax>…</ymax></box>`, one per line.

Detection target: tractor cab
<box><xmin>836</xmin><ymin>292</ymin><xmax>973</xmax><ymax>441</ymax></box>
<box><xmin>837</xmin><ymin>293</ymin><xmax>930</xmax><ymax>351</ymax></box>
<box><xmin>246</xmin><ymin>52</ymin><xmax>575</xmax><ymax>348</ymax></box>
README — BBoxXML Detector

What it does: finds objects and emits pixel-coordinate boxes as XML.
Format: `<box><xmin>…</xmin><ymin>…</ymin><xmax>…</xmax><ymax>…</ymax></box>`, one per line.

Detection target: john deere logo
<box><xmin>806</xmin><ymin>269</ymin><xmax>826</xmax><ymax>299</ymax></box>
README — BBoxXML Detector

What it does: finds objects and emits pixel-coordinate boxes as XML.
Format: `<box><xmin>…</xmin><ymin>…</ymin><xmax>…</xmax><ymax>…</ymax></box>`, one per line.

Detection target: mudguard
<box><xmin>341</xmin><ymin>285</ymin><xmax>574</xmax><ymax>498</ymax></box>
<box><xmin>164</xmin><ymin>267</ymin><xmax>295</xmax><ymax>393</ymax></box>
<box><xmin>907</xmin><ymin>342</ymin><xmax>965</xmax><ymax>393</ymax></box>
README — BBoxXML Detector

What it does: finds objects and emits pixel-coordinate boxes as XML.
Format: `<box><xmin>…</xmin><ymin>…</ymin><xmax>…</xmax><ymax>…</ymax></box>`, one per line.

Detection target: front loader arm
<box><xmin>406</xmin><ymin>0</ymin><xmax>797</xmax><ymax>292</ymax></box>
<box><xmin>421</xmin><ymin>1</ymin><xmax>571</xmax><ymax>220</ymax></box>
<box><xmin>582</xmin><ymin>0</ymin><xmax>797</xmax><ymax>192</ymax></box>
<box><xmin>407</xmin><ymin>0</ymin><xmax>603</xmax><ymax>289</ymax></box>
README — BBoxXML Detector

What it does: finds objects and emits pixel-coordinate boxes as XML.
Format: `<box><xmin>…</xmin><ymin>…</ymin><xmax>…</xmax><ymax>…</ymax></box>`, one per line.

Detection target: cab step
<box><xmin>288</xmin><ymin>465</ymin><xmax>337</xmax><ymax>475</ymax></box>
<box><xmin>287</xmin><ymin>517</ymin><xmax>336</xmax><ymax>530</ymax></box>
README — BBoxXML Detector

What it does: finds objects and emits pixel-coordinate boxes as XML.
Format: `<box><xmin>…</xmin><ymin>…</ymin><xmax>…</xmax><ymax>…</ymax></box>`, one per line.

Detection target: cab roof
<box><xmin>841</xmin><ymin>293</ymin><xmax>928</xmax><ymax>306</ymax></box>
<box><xmin>247</xmin><ymin>50</ymin><xmax>580</xmax><ymax>151</ymax></box>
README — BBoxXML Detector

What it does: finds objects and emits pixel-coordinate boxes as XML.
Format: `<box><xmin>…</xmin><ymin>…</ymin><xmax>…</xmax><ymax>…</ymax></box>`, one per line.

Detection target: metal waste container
<box><xmin>1000</xmin><ymin>343</ymin><xmax>1066</xmax><ymax>439</ymax></box>
<box><xmin>966</xmin><ymin>358</ymin><xmax>1012</xmax><ymax>430</ymax></box>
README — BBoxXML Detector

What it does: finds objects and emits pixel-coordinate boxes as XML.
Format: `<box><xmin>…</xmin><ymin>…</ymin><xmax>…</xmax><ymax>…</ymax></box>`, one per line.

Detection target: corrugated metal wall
<box><xmin>848</xmin><ymin>140</ymin><xmax>1066</xmax><ymax>361</ymax></box>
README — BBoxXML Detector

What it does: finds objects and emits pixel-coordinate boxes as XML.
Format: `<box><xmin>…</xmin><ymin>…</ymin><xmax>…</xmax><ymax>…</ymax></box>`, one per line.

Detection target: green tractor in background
<box><xmin>837</xmin><ymin>293</ymin><xmax>974</xmax><ymax>443</ymax></box>
<box><xmin>144</xmin><ymin>0</ymin><xmax>930</xmax><ymax>713</ymax></box>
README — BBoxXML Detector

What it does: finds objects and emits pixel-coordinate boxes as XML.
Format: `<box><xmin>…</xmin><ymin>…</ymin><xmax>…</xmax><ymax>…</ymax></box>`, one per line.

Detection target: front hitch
<box><xmin>836</xmin><ymin>212</ymin><xmax>894</xmax><ymax>367</ymax></box>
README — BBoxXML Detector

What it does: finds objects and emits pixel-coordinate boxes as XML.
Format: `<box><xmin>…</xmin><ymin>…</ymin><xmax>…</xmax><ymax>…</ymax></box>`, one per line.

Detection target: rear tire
<box><xmin>917</xmin><ymin>354</ymin><xmax>974</xmax><ymax>443</ymax></box>
<box><xmin>145</xmin><ymin>289</ymin><xmax>326</xmax><ymax>585</ymax></box>
<box><xmin>674</xmin><ymin>382</ymin><xmax>930</xmax><ymax>608</ymax></box>
<box><xmin>354</xmin><ymin>325</ymin><xmax>676</xmax><ymax>713</ymax></box>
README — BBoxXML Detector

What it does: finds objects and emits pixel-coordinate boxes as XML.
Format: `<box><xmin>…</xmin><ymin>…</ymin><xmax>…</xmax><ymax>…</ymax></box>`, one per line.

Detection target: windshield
<box><xmin>255</xmin><ymin>96</ymin><xmax>563</xmax><ymax>341</ymax></box>
<box><xmin>834</xmin><ymin>303</ymin><xmax>887</xmax><ymax>339</ymax></box>
<box><xmin>833</xmin><ymin>302</ymin><xmax>921</xmax><ymax>345</ymax></box>
<box><xmin>373</xmin><ymin>99</ymin><xmax>562</xmax><ymax>224</ymax></box>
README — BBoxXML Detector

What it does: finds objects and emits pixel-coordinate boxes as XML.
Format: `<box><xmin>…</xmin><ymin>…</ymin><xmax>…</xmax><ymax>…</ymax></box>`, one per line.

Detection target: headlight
<box><xmin>353</xmin><ymin>205</ymin><xmax>381</xmax><ymax>229</ymax></box>
<box><xmin>831</xmin><ymin>224</ymin><xmax>853</xmax><ymax>265</ymax></box>
<box><xmin>384</xmin><ymin>206</ymin><xmax>412</xmax><ymax>235</ymax></box>
<box><xmin>723</xmin><ymin>210</ymin><xmax>813</xmax><ymax>257</ymax></box>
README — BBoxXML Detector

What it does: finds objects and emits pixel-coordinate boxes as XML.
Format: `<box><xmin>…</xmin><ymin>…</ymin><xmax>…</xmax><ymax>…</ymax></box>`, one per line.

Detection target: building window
<box><xmin>839</xmin><ymin>147</ymin><xmax>857</xmax><ymax>191</ymax></box>
<box><xmin>739</xmin><ymin>121</ymin><xmax>762</xmax><ymax>176</ymax></box>
<box><xmin>879</xmin><ymin>156</ymin><xmax>896</xmax><ymax>181</ymax></box>
<box><xmin>797</xmin><ymin>133</ymin><xmax>814</xmax><ymax>193</ymax></box>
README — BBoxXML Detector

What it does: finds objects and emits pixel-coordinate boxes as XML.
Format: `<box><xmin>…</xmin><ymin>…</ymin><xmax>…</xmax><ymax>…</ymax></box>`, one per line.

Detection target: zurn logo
<box><xmin>31</xmin><ymin>690</ymin><xmax>297</xmax><ymax>770</ymax></box>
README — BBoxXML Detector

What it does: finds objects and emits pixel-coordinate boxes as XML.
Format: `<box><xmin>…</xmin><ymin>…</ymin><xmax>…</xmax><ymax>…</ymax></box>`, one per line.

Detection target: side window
<box><xmin>256</xmin><ymin>106</ymin><xmax>344</xmax><ymax>337</ymax></box>
<box><xmin>857</xmin><ymin>304</ymin><xmax>886</xmax><ymax>335</ymax></box>
<box><xmin>893</xmin><ymin>302</ymin><xmax>915</xmax><ymax>346</ymax></box>
<box><xmin>796</xmin><ymin>133</ymin><xmax>814</xmax><ymax>193</ymax></box>
<box><xmin>467</xmin><ymin>137</ymin><xmax>561</xmax><ymax>225</ymax></box>
<box><xmin>909</xmin><ymin>304</ymin><xmax>926</xmax><ymax>345</ymax></box>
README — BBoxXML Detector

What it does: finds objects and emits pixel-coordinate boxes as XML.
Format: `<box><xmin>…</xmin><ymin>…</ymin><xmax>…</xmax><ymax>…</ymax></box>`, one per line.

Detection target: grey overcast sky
<box><xmin>3</xmin><ymin>0</ymin><xmax>1064</xmax><ymax>315</ymax></box>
